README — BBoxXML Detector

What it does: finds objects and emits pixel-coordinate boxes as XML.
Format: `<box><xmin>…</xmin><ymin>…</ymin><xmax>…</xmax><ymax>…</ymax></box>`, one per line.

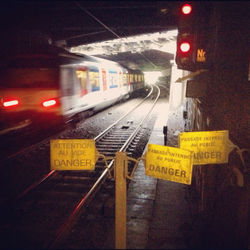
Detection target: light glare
<box><xmin>180</xmin><ymin>42</ymin><xmax>191</xmax><ymax>53</ymax></box>
<box><xmin>182</xmin><ymin>4</ymin><xmax>192</xmax><ymax>15</ymax></box>
<box><xmin>3</xmin><ymin>100</ymin><xmax>19</xmax><ymax>107</ymax></box>
<box><xmin>43</xmin><ymin>99</ymin><xmax>56</xmax><ymax>107</ymax></box>
<box><xmin>144</xmin><ymin>71</ymin><xmax>162</xmax><ymax>85</ymax></box>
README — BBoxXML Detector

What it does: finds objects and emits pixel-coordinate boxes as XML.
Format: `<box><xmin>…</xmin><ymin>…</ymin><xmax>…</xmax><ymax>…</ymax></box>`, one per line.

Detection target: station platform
<box><xmin>126</xmin><ymin>99</ymin><xmax>196</xmax><ymax>249</ymax></box>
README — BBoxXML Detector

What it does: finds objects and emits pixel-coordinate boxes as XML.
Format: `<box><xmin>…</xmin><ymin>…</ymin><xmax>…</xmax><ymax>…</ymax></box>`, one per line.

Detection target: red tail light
<box><xmin>42</xmin><ymin>99</ymin><xmax>57</xmax><ymax>108</ymax></box>
<box><xmin>2</xmin><ymin>99</ymin><xmax>19</xmax><ymax>108</ymax></box>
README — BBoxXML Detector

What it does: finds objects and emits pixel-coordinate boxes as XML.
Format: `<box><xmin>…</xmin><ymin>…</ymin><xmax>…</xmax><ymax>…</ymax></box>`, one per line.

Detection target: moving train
<box><xmin>0</xmin><ymin>46</ymin><xmax>146</xmax><ymax>135</ymax></box>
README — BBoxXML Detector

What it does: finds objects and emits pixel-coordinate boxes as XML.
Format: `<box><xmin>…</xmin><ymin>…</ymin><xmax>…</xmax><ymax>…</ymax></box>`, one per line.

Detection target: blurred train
<box><xmin>0</xmin><ymin>47</ymin><xmax>146</xmax><ymax>135</ymax></box>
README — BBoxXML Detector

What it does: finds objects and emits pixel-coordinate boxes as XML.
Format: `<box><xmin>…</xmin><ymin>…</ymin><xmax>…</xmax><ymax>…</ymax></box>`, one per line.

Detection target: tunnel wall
<box><xmin>182</xmin><ymin>3</ymin><xmax>249</xmax><ymax>248</ymax></box>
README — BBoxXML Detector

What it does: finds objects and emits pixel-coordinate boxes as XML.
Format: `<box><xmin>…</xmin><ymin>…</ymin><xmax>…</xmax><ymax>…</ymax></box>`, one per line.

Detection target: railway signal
<box><xmin>176</xmin><ymin>2</ymin><xmax>210</xmax><ymax>71</ymax></box>
<box><xmin>176</xmin><ymin>2</ymin><xmax>195</xmax><ymax>71</ymax></box>
<box><xmin>181</xmin><ymin>3</ymin><xmax>192</xmax><ymax>15</ymax></box>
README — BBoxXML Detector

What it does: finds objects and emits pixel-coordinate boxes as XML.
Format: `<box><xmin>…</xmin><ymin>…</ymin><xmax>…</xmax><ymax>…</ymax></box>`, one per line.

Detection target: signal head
<box><xmin>179</xmin><ymin>41</ymin><xmax>191</xmax><ymax>53</ymax></box>
<box><xmin>181</xmin><ymin>3</ymin><xmax>192</xmax><ymax>15</ymax></box>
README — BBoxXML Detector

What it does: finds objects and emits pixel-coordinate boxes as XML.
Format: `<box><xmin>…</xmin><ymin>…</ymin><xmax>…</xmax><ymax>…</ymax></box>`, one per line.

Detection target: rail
<box><xmin>0</xmin><ymin>85</ymin><xmax>161</xmax><ymax>249</ymax></box>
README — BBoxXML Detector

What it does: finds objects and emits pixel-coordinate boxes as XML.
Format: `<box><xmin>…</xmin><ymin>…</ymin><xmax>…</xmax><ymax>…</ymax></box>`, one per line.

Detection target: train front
<box><xmin>0</xmin><ymin>54</ymin><xmax>64</xmax><ymax>135</ymax></box>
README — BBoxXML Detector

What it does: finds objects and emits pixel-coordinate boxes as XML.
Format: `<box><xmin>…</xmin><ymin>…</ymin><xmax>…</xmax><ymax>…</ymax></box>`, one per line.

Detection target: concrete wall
<box><xmin>182</xmin><ymin>3</ymin><xmax>249</xmax><ymax>248</ymax></box>
<box><xmin>167</xmin><ymin>3</ymin><xmax>249</xmax><ymax>248</ymax></box>
<box><xmin>168</xmin><ymin>63</ymin><xmax>187</xmax><ymax>111</ymax></box>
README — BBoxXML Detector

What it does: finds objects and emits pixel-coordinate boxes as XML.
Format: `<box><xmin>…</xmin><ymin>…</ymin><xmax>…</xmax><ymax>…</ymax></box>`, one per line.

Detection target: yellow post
<box><xmin>115</xmin><ymin>152</ymin><xmax>127</xmax><ymax>249</ymax></box>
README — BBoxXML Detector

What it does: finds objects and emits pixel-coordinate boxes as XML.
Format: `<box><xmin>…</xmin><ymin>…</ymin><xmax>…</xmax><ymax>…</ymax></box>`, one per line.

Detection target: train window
<box><xmin>123</xmin><ymin>73</ymin><xmax>128</xmax><ymax>86</ymax></box>
<box><xmin>108</xmin><ymin>70</ymin><xmax>118</xmax><ymax>88</ymax></box>
<box><xmin>61</xmin><ymin>68</ymin><xmax>74</xmax><ymax>96</ymax></box>
<box><xmin>129</xmin><ymin>74</ymin><xmax>134</xmax><ymax>83</ymax></box>
<box><xmin>76</xmin><ymin>68</ymin><xmax>87</xmax><ymax>95</ymax></box>
<box><xmin>89</xmin><ymin>68</ymin><xmax>100</xmax><ymax>92</ymax></box>
<box><xmin>0</xmin><ymin>68</ymin><xmax>59</xmax><ymax>88</ymax></box>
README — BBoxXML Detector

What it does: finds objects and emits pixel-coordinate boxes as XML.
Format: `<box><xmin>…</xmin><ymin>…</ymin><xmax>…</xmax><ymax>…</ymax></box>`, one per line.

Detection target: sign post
<box><xmin>115</xmin><ymin>152</ymin><xmax>127</xmax><ymax>249</ymax></box>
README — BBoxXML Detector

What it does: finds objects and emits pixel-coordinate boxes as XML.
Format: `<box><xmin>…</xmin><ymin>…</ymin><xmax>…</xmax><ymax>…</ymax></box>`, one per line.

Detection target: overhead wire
<box><xmin>74</xmin><ymin>1</ymin><xmax>120</xmax><ymax>39</ymax></box>
<box><xmin>74</xmin><ymin>1</ymin><xmax>157</xmax><ymax>69</ymax></box>
<box><xmin>65</xmin><ymin>31</ymin><xmax>107</xmax><ymax>41</ymax></box>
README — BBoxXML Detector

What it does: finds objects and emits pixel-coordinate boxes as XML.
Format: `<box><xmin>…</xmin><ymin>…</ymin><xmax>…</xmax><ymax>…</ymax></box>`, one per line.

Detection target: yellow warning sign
<box><xmin>145</xmin><ymin>144</ymin><xmax>193</xmax><ymax>185</ymax></box>
<box><xmin>179</xmin><ymin>130</ymin><xmax>229</xmax><ymax>165</ymax></box>
<box><xmin>50</xmin><ymin>139</ymin><xmax>97</xmax><ymax>170</ymax></box>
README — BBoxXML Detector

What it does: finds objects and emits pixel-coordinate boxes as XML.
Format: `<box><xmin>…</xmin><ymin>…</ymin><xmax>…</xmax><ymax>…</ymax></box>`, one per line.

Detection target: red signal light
<box><xmin>181</xmin><ymin>4</ymin><xmax>192</xmax><ymax>15</ymax></box>
<box><xmin>179</xmin><ymin>42</ymin><xmax>191</xmax><ymax>53</ymax></box>
<box><xmin>42</xmin><ymin>99</ymin><xmax>57</xmax><ymax>108</ymax></box>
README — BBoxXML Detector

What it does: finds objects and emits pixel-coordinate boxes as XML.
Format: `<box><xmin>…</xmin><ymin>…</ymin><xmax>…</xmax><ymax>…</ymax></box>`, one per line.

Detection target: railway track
<box><xmin>0</xmin><ymin>85</ymin><xmax>160</xmax><ymax>249</ymax></box>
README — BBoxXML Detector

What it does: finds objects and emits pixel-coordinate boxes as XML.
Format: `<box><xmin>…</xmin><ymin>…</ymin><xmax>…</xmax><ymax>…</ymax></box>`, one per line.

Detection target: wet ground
<box><xmin>126</xmin><ymin>99</ymin><xmax>249</xmax><ymax>249</ymax></box>
<box><xmin>126</xmin><ymin>99</ymin><xmax>198</xmax><ymax>249</ymax></box>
